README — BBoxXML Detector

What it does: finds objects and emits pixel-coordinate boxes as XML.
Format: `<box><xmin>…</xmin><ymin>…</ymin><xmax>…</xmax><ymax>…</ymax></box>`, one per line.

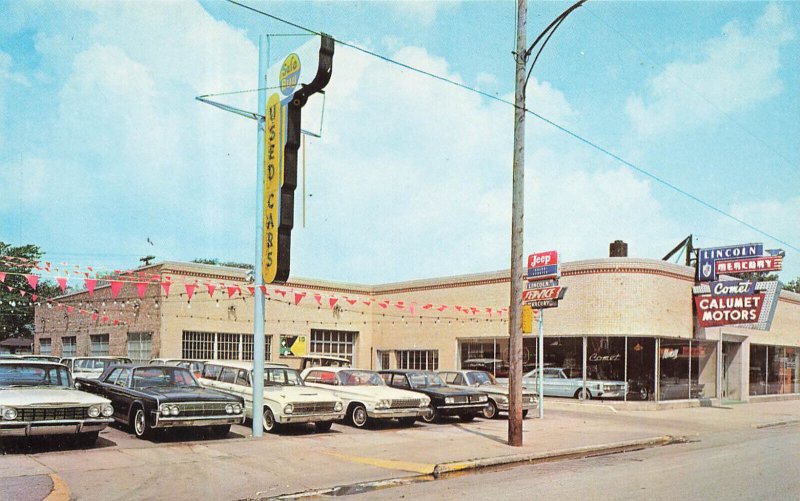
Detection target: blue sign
<box><xmin>697</xmin><ymin>243</ymin><xmax>763</xmax><ymax>281</ymax></box>
<box><xmin>527</xmin><ymin>265</ymin><xmax>559</xmax><ymax>280</ymax></box>
<box><xmin>527</xmin><ymin>279</ymin><xmax>559</xmax><ymax>289</ymax></box>
<box><xmin>709</xmin><ymin>279</ymin><xmax>756</xmax><ymax>297</ymax></box>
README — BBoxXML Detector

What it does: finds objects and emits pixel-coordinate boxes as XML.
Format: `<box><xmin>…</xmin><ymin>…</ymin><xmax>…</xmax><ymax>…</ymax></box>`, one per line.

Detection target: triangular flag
<box><xmin>258</xmin><ymin>285</ymin><xmax>268</xmax><ymax>295</ymax></box>
<box><xmin>84</xmin><ymin>278</ymin><xmax>97</xmax><ymax>296</ymax></box>
<box><xmin>56</xmin><ymin>277</ymin><xmax>68</xmax><ymax>292</ymax></box>
<box><xmin>92</xmin><ymin>313</ymin><xmax>99</xmax><ymax>321</ymax></box>
<box><xmin>363</xmin><ymin>300</ymin><xmax>373</xmax><ymax>306</ymax></box>
<box><xmin>275</xmin><ymin>289</ymin><xmax>286</xmax><ymax>297</ymax></box>
<box><xmin>0</xmin><ymin>272</ymin><xmax>5</xmax><ymax>283</ymax></box>
<box><xmin>329</xmin><ymin>297</ymin><xmax>339</xmax><ymax>309</ymax></box>
<box><xmin>19</xmin><ymin>290</ymin><xmax>26</xmax><ymax>297</ymax></box>
<box><xmin>185</xmin><ymin>284</ymin><xmax>197</xmax><ymax>301</ymax></box>
<box><xmin>161</xmin><ymin>281</ymin><xmax>172</xmax><ymax>297</ymax></box>
<box><xmin>26</xmin><ymin>274</ymin><xmax>38</xmax><ymax>289</ymax></box>
<box><xmin>226</xmin><ymin>286</ymin><xmax>239</xmax><ymax>298</ymax></box>
<box><xmin>345</xmin><ymin>296</ymin><xmax>357</xmax><ymax>306</ymax></box>
<box><xmin>247</xmin><ymin>286</ymin><xmax>255</xmax><ymax>296</ymax></box>
<box><xmin>314</xmin><ymin>294</ymin><xmax>322</xmax><ymax>306</ymax></box>
<box><xmin>207</xmin><ymin>283</ymin><xmax>216</xmax><ymax>298</ymax></box>
<box><xmin>101</xmin><ymin>316</ymin><xmax>109</xmax><ymax>323</ymax></box>
<box><xmin>110</xmin><ymin>280</ymin><xmax>123</xmax><ymax>299</ymax></box>
<box><xmin>422</xmin><ymin>304</ymin><xmax>433</xmax><ymax>310</ymax></box>
<box><xmin>113</xmin><ymin>319</ymin><xmax>120</xmax><ymax>326</ymax></box>
<box><xmin>437</xmin><ymin>305</ymin><xmax>448</xmax><ymax>311</ymax></box>
<box><xmin>135</xmin><ymin>282</ymin><xmax>148</xmax><ymax>299</ymax></box>
<box><xmin>66</xmin><ymin>306</ymin><xmax>74</xmax><ymax>314</ymax></box>
<box><xmin>31</xmin><ymin>294</ymin><xmax>38</xmax><ymax>302</ymax></box>
<box><xmin>294</xmin><ymin>292</ymin><xmax>306</xmax><ymax>305</ymax></box>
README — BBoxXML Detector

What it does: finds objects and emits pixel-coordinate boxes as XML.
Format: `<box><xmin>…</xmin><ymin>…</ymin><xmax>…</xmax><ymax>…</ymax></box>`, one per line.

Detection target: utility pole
<box><xmin>508</xmin><ymin>0</ymin><xmax>528</xmax><ymax>447</ymax></box>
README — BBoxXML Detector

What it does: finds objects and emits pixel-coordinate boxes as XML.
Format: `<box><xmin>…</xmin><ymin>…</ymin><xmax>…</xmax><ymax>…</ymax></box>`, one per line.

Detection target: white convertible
<box><xmin>301</xmin><ymin>367</ymin><xmax>430</xmax><ymax>428</ymax></box>
<box><xmin>200</xmin><ymin>361</ymin><xmax>346</xmax><ymax>433</ymax></box>
<box><xmin>0</xmin><ymin>360</ymin><xmax>114</xmax><ymax>446</ymax></box>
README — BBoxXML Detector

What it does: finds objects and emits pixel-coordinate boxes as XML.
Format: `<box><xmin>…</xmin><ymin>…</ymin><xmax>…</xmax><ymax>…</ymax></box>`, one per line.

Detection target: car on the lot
<box><xmin>60</xmin><ymin>356</ymin><xmax>133</xmax><ymax>380</ymax></box>
<box><xmin>462</xmin><ymin>358</ymin><xmax>509</xmax><ymax>378</ymax></box>
<box><xmin>0</xmin><ymin>360</ymin><xmax>114</xmax><ymax>445</ymax></box>
<box><xmin>379</xmin><ymin>369</ymin><xmax>488</xmax><ymax>423</ymax></box>
<box><xmin>301</xmin><ymin>367</ymin><xmax>429</xmax><ymax>428</ymax></box>
<box><xmin>75</xmin><ymin>364</ymin><xmax>245</xmax><ymax>439</ymax></box>
<box><xmin>149</xmin><ymin>358</ymin><xmax>207</xmax><ymax>379</ymax></box>
<box><xmin>199</xmin><ymin>360</ymin><xmax>345</xmax><ymax>433</ymax></box>
<box><xmin>299</xmin><ymin>355</ymin><xmax>351</xmax><ymax>371</ymax></box>
<box><xmin>522</xmin><ymin>367</ymin><xmax>628</xmax><ymax>400</ymax></box>
<box><xmin>438</xmin><ymin>370</ymin><xmax>538</xmax><ymax>419</ymax></box>
<box><xmin>22</xmin><ymin>355</ymin><xmax>62</xmax><ymax>363</ymax></box>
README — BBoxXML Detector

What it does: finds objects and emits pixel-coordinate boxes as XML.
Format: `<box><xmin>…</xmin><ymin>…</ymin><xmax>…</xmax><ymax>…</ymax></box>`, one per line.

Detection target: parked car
<box><xmin>149</xmin><ymin>359</ymin><xmax>207</xmax><ymax>380</ymax></box>
<box><xmin>379</xmin><ymin>370</ymin><xmax>488</xmax><ymax>423</ymax></box>
<box><xmin>301</xmin><ymin>367</ymin><xmax>429</xmax><ymax>428</ymax></box>
<box><xmin>439</xmin><ymin>370</ymin><xmax>538</xmax><ymax>419</ymax></box>
<box><xmin>60</xmin><ymin>356</ymin><xmax>133</xmax><ymax>380</ymax></box>
<box><xmin>522</xmin><ymin>367</ymin><xmax>627</xmax><ymax>400</ymax></box>
<box><xmin>22</xmin><ymin>355</ymin><xmax>62</xmax><ymax>363</ymax></box>
<box><xmin>462</xmin><ymin>358</ymin><xmax>509</xmax><ymax>378</ymax></box>
<box><xmin>0</xmin><ymin>360</ymin><xmax>114</xmax><ymax>445</ymax></box>
<box><xmin>299</xmin><ymin>355</ymin><xmax>351</xmax><ymax>371</ymax></box>
<box><xmin>75</xmin><ymin>364</ymin><xmax>245</xmax><ymax>439</ymax></box>
<box><xmin>200</xmin><ymin>361</ymin><xmax>345</xmax><ymax>433</ymax></box>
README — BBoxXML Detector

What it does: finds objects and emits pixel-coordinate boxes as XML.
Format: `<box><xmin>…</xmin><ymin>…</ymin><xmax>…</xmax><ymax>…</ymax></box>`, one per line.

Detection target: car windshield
<box><xmin>0</xmin><ymin>364</ymin><xmax>72</xmax><ymax>388</ymax></box>
<box><xmin>408</xmin><ymin>372</ymin><xmax>446</xmax><ymax>388</ymax></box>
<box><xmin>337</xmin><ymin>370</ymin><xmax>384</xmax><ymax>386</ymax></box>
<box><xmin>466</xmin><ymin>371</ymin><xmax>496</xmax><ymax>386</ymax></box>
<box><xmin>263</xmin><ymin>368</ymin><xmax>304</xmax><ymax>386</ymax></box>
<box><xmin>131</xmin><ymin>367</ymin><xmax>198</xmax><ymax>389</ymax></box>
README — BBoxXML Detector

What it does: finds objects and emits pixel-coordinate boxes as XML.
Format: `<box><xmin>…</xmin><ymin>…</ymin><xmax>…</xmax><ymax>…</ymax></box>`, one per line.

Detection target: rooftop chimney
<box><xmin>610</xmin><ymin>240</ymin><xmax>628</xmax><ymax>257</ymax></box>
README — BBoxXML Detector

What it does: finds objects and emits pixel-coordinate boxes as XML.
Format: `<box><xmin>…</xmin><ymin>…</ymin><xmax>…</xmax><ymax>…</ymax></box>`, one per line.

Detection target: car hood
<box><xmin>263</xmin><ymin>385</ymin><xmax>340</xmax><ymax>403</ymax></box>
<box><xmin>413</xmin><ymin>386</ymin><xmax>482</xmax><ymax>398</ymax></box>
<box><xmin>135</xmin><ymin>386</ymin><xmax>241</xmax><ymax>403</ymax></box>
<box><xmin>0</xmin><ymin>387</ymin><xmax>110</xmax><ymax>406</ymax></box>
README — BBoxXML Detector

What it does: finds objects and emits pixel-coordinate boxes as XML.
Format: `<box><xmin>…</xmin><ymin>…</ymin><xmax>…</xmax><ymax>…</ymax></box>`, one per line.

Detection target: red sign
<box><xmin>523</xmin><ymin>287</ymin><xmax>562</xmax><ymax>303</ymax></box>
<box><xmin>528</xmin><ymin>251</ymin><xmax>558</xmax><ymax>269</ymax></box>
<box><xmin>694</xmin><ymin>293</ymin><xmax>765</xmax><ymax>327</ymax></box>
<box><xmin>715</xmin><ymin>256</ymin><xmax>782</xmax><ymax>275</ymax></box>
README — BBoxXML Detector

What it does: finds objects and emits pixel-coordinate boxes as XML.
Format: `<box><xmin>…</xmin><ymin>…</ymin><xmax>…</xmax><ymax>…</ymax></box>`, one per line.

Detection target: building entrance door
<box><xmin>722</xmin><ymin>341</ymin><xmax>741</xmax><ymax>401</ymax></box>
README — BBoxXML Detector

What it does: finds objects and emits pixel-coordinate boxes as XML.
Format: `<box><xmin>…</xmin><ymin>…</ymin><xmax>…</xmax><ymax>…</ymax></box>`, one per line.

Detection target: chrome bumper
<box><xmin>0</xmin><ymin>418</ymin><xmax>113</xmax><ymax>437</ymax></box>
<box><xmin>496</xmin><ymin>400</ymin><xmax>537</xmax><ymax>412</ymax></box>
<box><xmin>153</xmin><ymin>413</ymin><xmax>245</xmax><ymax>428</ymax></box>
<box><xmin>437</xmin><ymin>403</ymin><xmax>489</xmax><ymax>415</ymax></box>
<box><xmin>368</xmin><ymin>408</ymin><xmax>427</xmax><ymax>419</ymax></box>
<box><xmin>278</xmin><ymin>411</ymin><xmax>347</xmax><ymax>424</ymax></box>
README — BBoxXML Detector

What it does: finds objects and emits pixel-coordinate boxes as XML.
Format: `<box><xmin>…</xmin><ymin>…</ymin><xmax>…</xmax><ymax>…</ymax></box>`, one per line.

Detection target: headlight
<box><xmin>87</xmin><ymin>405</ymin><xmax>101</xmax><ymax>418</ymax></box>
<box><xmin>444</xmin><ymin>397</ymin><xmax>454</xmax><ymax>404</ymax></box>
<box><xmin>334</xmin><ymin>401</ymin><xmax>343</xmax><ymax>412</ymax></box>
<box><xmin>171</xmin><ymin>406</ymin><xmax>180</xmax><ymax>416</ymax></box>
<box><xmin>419</xmin><ymin>398</ymin><xmax>430</xmax><ymax>407</ymax></box>
<box><xmin>101</xmin><ymin>403</ymin><xmax>114</xmax><ymax>417</ymax></box>
<box><xmin>2</xmin><ymin>407</ymin><xmax>17</xmax><ymax>420</ymax></box>
<box><xmin>375</xmin><ymin>399</ymin><xmax>390</xmax><ymax>410</ymax></box>
<box><xmin>495</xmin><ymin>395</ymin><xmax>508</xmax><ymax>404</ymax></box>
<box><xmin>284</xmin><ymin>404</ymin><xmax>294</xmax><ymax>414</ymax></box>
<box><xmin>478</xmin><ymin>395</ymin><xmax>488</xmax><ymax>402</ymax></box>
<box><xmin>232</xmin><ymin>404</ymin><xmax>242</xmax><ymax>414</ymax></box>
<box><xmin>160</xmin><ymin>404</ymin><xmax>171</xmax><ymax>416</ymax></box>
<box><xmin>225</xmin><ymin>404</ymin><xmax>234</xmax><ymax>414</ymax></box>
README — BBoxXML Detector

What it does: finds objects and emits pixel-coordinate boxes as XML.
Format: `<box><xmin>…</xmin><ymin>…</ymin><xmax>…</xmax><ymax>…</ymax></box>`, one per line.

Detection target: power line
<box><xmin>222</xmin><ymin>0</ymin><xmax>799</xmax><ymax>254</ymax></box>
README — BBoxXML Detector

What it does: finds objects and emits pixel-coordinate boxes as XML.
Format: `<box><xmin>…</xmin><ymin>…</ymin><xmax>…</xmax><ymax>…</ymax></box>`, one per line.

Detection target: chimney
<box><xmin>610</xmin><ymin>240</ymin><xmax>628</xmax><ymax>257</ymax></box>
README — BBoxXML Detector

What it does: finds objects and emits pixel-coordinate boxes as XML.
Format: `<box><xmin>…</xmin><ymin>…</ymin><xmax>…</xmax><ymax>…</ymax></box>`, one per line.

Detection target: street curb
<box><xmin>432</xmin><ymin>435</ymin><xmax>676</xmax><ymax>478</ymax></box>
<box><xmin>751</xmin><ymin>419</ymin><xmax>800</xmax><ymax>429</ymax></box>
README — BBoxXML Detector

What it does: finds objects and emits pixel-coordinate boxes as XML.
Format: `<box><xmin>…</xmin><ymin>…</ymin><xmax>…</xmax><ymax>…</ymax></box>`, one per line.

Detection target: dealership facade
<box><xmin>34</xmin><ymin>256</ymin><xmax>800</xmax><ymax>403</ymax></box>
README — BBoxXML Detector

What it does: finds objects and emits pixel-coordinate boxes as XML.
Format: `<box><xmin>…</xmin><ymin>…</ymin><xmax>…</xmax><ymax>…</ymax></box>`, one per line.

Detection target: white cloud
<box><xmin>626</xmin><ymin>3</ymin><xmax>794</xmax><ymax>137</ymax></box>
<box><xmin>384</xmin><ymin>1</ymin><xmax>455</xmax><ymax>27</ymax></box>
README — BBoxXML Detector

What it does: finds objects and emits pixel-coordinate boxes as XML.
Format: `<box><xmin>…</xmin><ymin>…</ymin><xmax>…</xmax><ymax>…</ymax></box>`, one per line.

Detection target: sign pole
<box><xmin>538</xmin><ymin>309</ymin><xmax>544</xmax><ymax>419</ymax></box>
<box><xmin>252</xmin><ymin>34</ymin><xmax>269</xmax><ymax>438</ymax></box>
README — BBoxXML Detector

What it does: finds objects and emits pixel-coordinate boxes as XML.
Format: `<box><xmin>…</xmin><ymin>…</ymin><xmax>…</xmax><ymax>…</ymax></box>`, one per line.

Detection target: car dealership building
<box><xmin>34</xmin><ymin>254</ymin><xmax>800</xmax><ymax>404</ymax></box>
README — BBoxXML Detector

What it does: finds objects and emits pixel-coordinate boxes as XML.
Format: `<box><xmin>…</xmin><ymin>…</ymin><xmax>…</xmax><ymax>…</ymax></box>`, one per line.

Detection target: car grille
<box><xmin>449</xmin><ymin>395</ymin><xmax>469</xmax><ymax>404</ymax></box>
<box><xmin>18</xmin><ymin>406</ymin><xmax>87</xmax><ymax>422</ymax></box>
<box><xmin>523</xmin><ymin>395</ymin><xmax>536</xmax><ymax>403</ymax></box>
<box><xmin>389</xmin><ymin>399</ymin><xmax>421</xmax><ymax>409</ymax></box>
<box><xmin>468</xmin><ymin>395</ymin><xmax>485</xmax><ymax>403</ymax></box>
<box><xmin>292</xmin><ymin>401</ymin><xmax>338</xmax><ymax>414</ymax></box>
<box><xmin>174</xmin><ymin>402</ymin><xmax>230</xmax><ymax>417</ymax></box>
<box><xmin>605</xmin><ymin>385</ymin><xmax>625</xmax><ymax>391</ymax></box>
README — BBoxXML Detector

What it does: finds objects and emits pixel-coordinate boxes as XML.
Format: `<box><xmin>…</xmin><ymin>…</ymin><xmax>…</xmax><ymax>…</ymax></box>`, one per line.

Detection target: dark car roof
<box><xmin>379</xmin><ymin>369</ymin><xmax>433</xmax><ymax>375</ymax></box>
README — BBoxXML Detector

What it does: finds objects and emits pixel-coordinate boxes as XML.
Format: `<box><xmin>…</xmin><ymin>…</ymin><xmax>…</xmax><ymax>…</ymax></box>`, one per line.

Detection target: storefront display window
<box><xmin>627</xmin><ymin>338</ymin><xmax>655</xmax><ymax>401</ymax></box>
<box><xmin>691</xmin><ymin>341</ymin><xmax>716</xmax><ymax>398</ymax></box>
<box><xmin>542</xmin><ymin>337</ymin><xmax>582</xmax><ymax>378</ymax></box>
<box><xmin>659</xmin><ymin>339</ymin><xmax>691</xmax><ymax>400</ymax></box>
<box><xmin>587</xmin><ymin>337</ymin><xmax>625</xmax><ymax>382</ymax></box>
<box><xmin>459</xmin><ymin>338</ymin><xmax>538</xmax><ymax>378</ymax></box>
<box><xmin>767</xmin><ymin>346</ymin><xmax>794</xmax><ymax>395</ymax></box>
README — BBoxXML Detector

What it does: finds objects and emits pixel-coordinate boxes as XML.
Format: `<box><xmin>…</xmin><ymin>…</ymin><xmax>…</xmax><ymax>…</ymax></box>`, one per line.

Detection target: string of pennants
<box><xmin>0</xmin><ymin>256</ymin><xmax>511</xmax><ymax>318</ymax></box>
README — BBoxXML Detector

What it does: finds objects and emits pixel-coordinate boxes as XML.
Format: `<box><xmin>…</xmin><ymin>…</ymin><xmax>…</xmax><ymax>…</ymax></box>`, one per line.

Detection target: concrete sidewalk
<box><xmin>2</xmin><ymin>399</ymin><xmax>798</xmax><ymax>501</ymax></box>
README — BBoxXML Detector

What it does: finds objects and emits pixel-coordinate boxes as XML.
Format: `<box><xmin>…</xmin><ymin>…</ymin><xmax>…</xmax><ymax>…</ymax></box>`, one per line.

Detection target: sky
<box><xmin>0</xmin><ymin>0</ymin><xmax>798</xmax><ymax>286</ymax></box>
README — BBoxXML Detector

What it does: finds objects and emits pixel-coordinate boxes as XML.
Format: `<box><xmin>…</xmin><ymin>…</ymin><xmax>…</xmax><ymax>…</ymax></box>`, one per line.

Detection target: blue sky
<box><xmin>0</xmin><ymin>1</ymin><xmax>798</xmax><ymax>285</ymax></box>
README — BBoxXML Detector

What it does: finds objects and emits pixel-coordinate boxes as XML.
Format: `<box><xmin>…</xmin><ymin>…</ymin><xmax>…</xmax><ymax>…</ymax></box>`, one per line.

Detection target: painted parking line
<box><xmin>44</xmin><ymin>473</ymin><xmax>70</xmax><ymax>501</ymax></box>
<box><xmin>324</xmin><ymin>451</ymin><xmax>436</xmax><ymax>475</ymax></box>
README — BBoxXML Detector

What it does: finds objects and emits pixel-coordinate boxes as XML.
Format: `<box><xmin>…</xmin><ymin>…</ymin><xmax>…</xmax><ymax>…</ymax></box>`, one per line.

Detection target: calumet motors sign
<box><xmin>693</xmin><ymin>242</ymin><xmax>784</xmax><ymax>331</ymax></box>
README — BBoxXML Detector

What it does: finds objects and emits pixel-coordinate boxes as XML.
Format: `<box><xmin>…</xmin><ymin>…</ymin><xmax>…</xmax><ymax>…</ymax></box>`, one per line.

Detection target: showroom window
<box><xmin>90</xmin><ymin>334</ymin><xmax>109</xmax><ymax>356</ymax></box>
<box><xmin>182</xmin><ymin>331</ymin><xmax>271</xmax><ymax>361</ymax></box>
<box><xmin>310</xmin><ymin>329</ymin><xmax>357</xmax><ymax>363</ymax></box>
<box><xmin>377</xmin><ymin>350</ymin><xmax>391</xmax><ymax>370</ymax></box>
<box><xmin>396</xmin><ymin>350</ymin><xmax>439</xmax><ymax>370</ymax></box>
<box><xmin>127</xmin><ymin>332</ymin><xmax>152</xmax><ymax>363</ymax></box>
<box><xmin>459</xmin><ymin>337</ymin><xmax>539</xmax><ymax>378</ymax></box>
<box><xmin>39</xmin><ymin>338</ymin><xmax>52</xmax><ymax>356</ymax></box>
<box><xmin>61</xmin><ymin>336</ymin><xmax>77</xmax><ymax>357</ymax></box>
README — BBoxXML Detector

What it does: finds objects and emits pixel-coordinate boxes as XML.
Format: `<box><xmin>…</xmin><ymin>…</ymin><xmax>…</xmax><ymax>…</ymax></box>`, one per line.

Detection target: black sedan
<box><xmin>76</xmin><ymin>364</ymin><xmax>245</xmax><ymax>439</ymax></box>
<box><xmin>379</xmin><ymin>370</ymin><xmax>489</xmax><ymax>423</ymax></box>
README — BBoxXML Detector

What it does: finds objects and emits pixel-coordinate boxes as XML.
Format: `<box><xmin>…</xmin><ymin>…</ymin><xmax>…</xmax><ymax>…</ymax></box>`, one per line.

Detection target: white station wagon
<box><xmin>301</xmin><ymin>367</ymin><xmax>430</xmax><ymax>428</ymax></box>
<box><xmin>0</xmin><ymin>360</ymin><xmax>114</xmax><ymax>446</ymax></box>
<box><xmin>200</xmin><ymin>361</ymin><xmax>346</xmax><ymax>433</ymax></box>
